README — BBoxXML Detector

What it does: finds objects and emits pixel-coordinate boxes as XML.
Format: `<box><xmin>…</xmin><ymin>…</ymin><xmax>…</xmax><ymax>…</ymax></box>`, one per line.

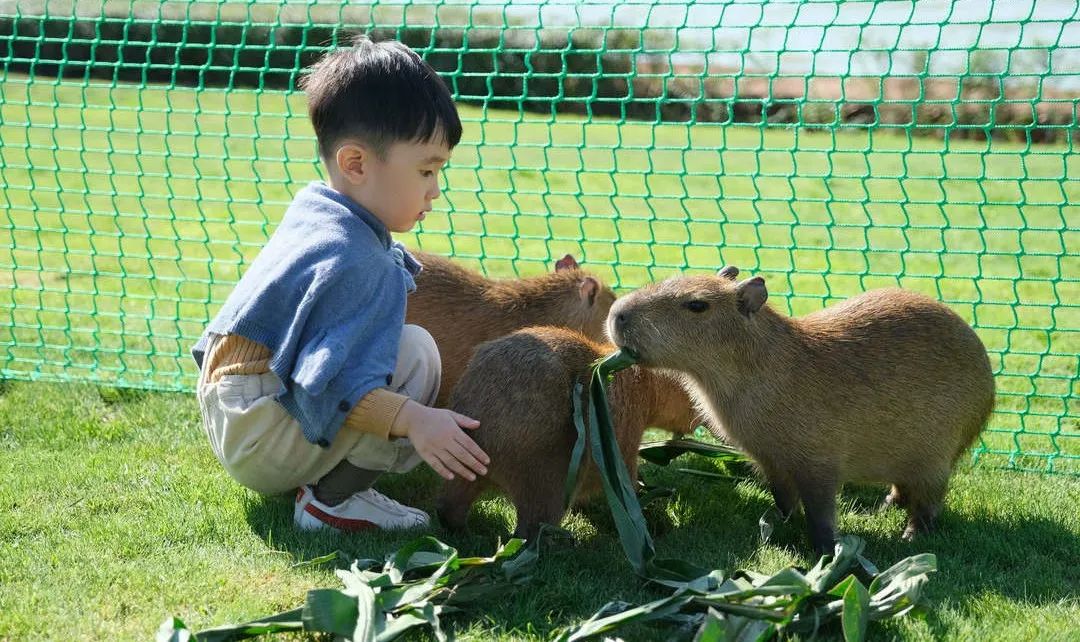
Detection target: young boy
<box><xmin>191</xmin><ymin>37</ymin><xmax>489</xmax><ymax>532</ymax></box>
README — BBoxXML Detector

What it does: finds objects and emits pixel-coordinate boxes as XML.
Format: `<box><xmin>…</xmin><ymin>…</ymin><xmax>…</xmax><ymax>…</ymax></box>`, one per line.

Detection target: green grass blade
<box><xmin>675</xmin><ymin>468</ymin><xmax>750</xmax><ymax>482</ymax></box>
<box><xmin>866</xmin><ymin>553</ymin><xmax>937</xmax><ymax>619</ymax></box>
<box><xmin>566</xmin><ymin>380</ymin><xmax>590</xmax><ymax>508</ymax></box>
<box><xmin>841</xmin><ymin>577</ymin><xmax>871</xmax><ymax>642</ymax></box>
<box><xmin>155</xmin><ymin>617</ymin><xmax>194</xmax><ymax>642</ymax></box>
<box><xmin>868</xmin><ymin>553</ymin><xmax>938</xmax><ymax>597</ymax></box>
<box><xmin>752</xmin><ymin>567</ymin><xmax>813</xmax><ymax>596</ymax></box>
<box><xmin>289</xmin><ymin>550</ymin><xmax>342</xmax><ymax>570</ymax></box>
<box><xmin>806</xmin><ymin>535</ymin><xmax>867</xmax><ymax>593</ymax></box>
<box><xmin>579</xmin><ymin>350</ymin><xmax>710</xmax><ymax>585</ymax></box>
<box><xmin>693</xmin><ymin>608</ymin><xmax>776</xmax><ymax>642</ymax></box>
<box><xmin>387</xmin><ymin>536</ymin><xmax>458</xmax><ymax>579</ymax></box>
<box><xmin>693</xmin><ymin>609</ymin><xmax>727</xmax><ymax>642</ymax></box>
<box><xmin>638</xmin><ymin>439</ymin><xmax>749</xmax><ymax>467</ymax></box>
<box><xmin>302</xmin><ymin>587</ymin><xmax>374</xmax><ymax>641</ymax></box>
<box><xmin>498</xmin><ymin>537</ymin><xmax>540</xmax><ymax>584</ymax></box>
<box><xmin>555</xmin><ymin>594</ymin><xmax>694</xmax><ymax>641</ymax></box>
<box><xmin>374</xmin><ymin>610</ymin><xmax>432</xmax><ymax>642</ymax></box>
<box><xmin>185</xmin><ymin>608</ymin><xmax>306</xmax><ymax>641</ymax></box>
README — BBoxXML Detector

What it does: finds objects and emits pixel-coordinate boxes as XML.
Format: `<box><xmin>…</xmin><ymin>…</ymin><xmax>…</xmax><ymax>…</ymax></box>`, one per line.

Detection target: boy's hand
<box><xmin>390</xmin><ymin>400</ymin><xmax>489</xmax><ymax>481</ymax></box>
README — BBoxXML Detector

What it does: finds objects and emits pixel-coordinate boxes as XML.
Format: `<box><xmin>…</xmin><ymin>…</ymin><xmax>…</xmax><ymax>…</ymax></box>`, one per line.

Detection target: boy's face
<box><xmin>334</xmin><ymin>138</ymin><xmax>450</xmax><ymax>234</ymax></box>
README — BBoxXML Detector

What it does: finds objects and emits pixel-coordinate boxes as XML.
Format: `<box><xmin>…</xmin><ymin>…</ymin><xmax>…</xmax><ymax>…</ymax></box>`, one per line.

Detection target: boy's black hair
<box><xmin>300</xmin><ymin>35</ymin><xmax>462</xmax><ymax>159</ymax></box>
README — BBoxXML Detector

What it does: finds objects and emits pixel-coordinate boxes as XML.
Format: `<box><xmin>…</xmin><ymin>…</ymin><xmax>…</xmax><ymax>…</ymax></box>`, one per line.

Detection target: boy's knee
<box><xmin>393</xmin><ymin>325</ymin><xmax>441</xmax><ymax>406</ymax></box>
<box><xmin>400</xmin><ymin>324</ymin><xmax>440</xmax><ymax>372</ymax></box>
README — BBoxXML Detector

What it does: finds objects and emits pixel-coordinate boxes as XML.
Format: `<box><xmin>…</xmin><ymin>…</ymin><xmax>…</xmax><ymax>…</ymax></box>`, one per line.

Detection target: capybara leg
<box><xmin>755</xmin><ymin>458</ymin><xmax>799</xmax><ymax>519</ymax></box>
<box><xmin>796</xmin><ymin>477</ymin><xmax>839</xmax><ymax>555</ymax></box>
<box><xmin>761</xmin><ymin>466</ymin><xmax>799</xmax><ymax>519</ymax></box>
<box><xmin>881</xmin><ymin>482</ymin><xmax>907</xmax><ymax>507</ymax></box>
<box><xmin>436</xmin><ymin>479</ymin><xmax>485</xmax><ymax>533</ymax></box>
<box><xmin>881</xmin><ymin>484</ymin><xmax>907</xmax><ymax>511</ymax></box>
<box><xmin>511</xmin><ymin>492</ymin><xmax>567</xmax><ymax>542</ymax></box>
<box><xmin>899</xmin><ymin>474</ymin><xmax>949</xmax><ymax>542</ymax></box>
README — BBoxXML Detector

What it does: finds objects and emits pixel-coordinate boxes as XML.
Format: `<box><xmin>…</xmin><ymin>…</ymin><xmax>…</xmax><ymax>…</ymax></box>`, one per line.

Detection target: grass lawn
<box><xmin>0</xmin><ymin>74</ymin><xmax>1078</xmax><ymax>639</ymax></box>
<box><xmin>1</xmin><ymin>74</ymin><xmax>1076</xmax><ymax>474</ymax></box>
<box><xmin>1</xmin><ymin>378</ymin><xmax>1079</xmax><ymax>640</ymax></box>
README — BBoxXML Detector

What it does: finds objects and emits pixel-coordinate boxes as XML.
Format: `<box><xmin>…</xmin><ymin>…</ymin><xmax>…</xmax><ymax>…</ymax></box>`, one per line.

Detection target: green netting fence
<box><xmin>1</xmin><ymin>0</ymin><xmax>1077</xmax><ymax>475</ymax></box>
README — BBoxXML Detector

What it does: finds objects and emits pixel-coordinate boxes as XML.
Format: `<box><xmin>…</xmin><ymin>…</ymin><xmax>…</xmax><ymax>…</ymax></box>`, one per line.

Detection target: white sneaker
<box><xmin>293</xmin><ymin>485</ymin><xmax>430</xmax><ymax>532</ymax></box>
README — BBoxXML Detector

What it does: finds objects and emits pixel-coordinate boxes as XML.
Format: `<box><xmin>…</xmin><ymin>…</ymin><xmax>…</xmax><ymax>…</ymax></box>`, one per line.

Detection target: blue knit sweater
<box><xmin>192</xmin><ymin>182</ymin><xmax>422</xmax><ymax>447</ymax></box>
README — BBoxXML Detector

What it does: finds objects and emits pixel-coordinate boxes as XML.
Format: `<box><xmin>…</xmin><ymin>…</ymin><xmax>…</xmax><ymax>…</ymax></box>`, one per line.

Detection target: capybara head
<box><xmin>551</xmin><ymin>253</ymin><xmax>618</xmax><ymax>340</ymax></box>
<box><xmin>606</xmin><ymin>266</ymin><xmax>767</xmax><ymax>368</ymax></box>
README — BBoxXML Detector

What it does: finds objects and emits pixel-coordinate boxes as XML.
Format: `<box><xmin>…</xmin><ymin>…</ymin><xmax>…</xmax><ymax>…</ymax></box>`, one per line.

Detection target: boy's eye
<box><xmin>420</xmin><ymin>170</ymin><xmax>434</xmax><ymax>177</ymax></box>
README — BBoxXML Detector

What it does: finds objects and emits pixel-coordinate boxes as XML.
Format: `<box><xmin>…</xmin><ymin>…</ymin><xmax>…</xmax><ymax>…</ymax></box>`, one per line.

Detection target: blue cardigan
<box><xmin>192</xmin><ymin>182</ymin><xmax>422</xmax><ymax>447</ymax></box>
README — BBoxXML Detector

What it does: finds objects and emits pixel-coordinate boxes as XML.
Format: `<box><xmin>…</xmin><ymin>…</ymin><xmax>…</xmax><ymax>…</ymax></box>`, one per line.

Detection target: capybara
<box><xmin>607</xmin><ymin>266</ymin><xmax>995</xmax><ymax>553</ymax></box>
<box><xmin>406</xmin><ymin>251</ymin><xmax>617</xmax><ymax>407</ymax></box>
<box><xmin>436</xmin><ymin>326</ymin><xmax>697</xmax><ymax>540</ymax></box>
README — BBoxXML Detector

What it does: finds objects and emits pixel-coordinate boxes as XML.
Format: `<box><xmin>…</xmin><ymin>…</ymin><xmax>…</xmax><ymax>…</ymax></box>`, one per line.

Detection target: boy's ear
<box><xmin>335</xmin><ymin>143</ymin><xmax>372</xmax><ymax>184</ymax></box>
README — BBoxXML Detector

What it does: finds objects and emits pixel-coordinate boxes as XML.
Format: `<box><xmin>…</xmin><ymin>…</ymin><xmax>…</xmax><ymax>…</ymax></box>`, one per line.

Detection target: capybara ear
<box><xmin>555</xmin><ymin>254</ymin><xmax>579</xmax><ymax>272</ymax></box>
<box><xmin>735</xmin><ymin>276</ymin><xmax>767</xmax><ymax>317</ymax></box>
<box><xmin>717</xmin><ymin>265</ymin><xmax>740</xmax><ymax>281</ymax></box>
<box><xmin>579</xmin><ymin>277</ymin><xmax>599</xmax><ymax>306</ymax></box>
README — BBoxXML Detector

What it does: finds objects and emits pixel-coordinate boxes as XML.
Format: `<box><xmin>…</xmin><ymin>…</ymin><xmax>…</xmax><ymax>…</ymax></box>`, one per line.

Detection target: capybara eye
<box><xmin>682</xmin><ymin>300</ymin><xmax>709</xmax><ymax>313</ymax></box>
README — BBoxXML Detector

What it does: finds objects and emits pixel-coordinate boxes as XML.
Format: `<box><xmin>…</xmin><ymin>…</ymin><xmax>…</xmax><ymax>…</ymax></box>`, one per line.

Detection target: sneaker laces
<box><xmin>363</xmin><ymin>488</ymin><xmax>422</xmax><ymax>518</ymax></box>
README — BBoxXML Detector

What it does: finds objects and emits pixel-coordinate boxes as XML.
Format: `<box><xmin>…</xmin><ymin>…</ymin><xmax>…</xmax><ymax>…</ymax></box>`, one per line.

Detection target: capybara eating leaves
<box><xmin>607</xmin><ymin>267</ymin><xmax>995</xmax><ymax>553</ymax></box>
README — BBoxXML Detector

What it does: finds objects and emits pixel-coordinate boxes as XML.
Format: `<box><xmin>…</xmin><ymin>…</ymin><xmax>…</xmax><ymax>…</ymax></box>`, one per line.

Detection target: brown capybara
<box><xmin>607</xmin><ymin>266</ymin><xmax>995</xmax><ymax>553</ymax></box>
<box><xmin>436</xmin><ymin>326</ymin><xmax>697</xmax><ymax>540</ymax></box>
<box><xmin>405</xmin><ymin>250</ymin><xmax>617</xmax><ymax>407</ymax></box>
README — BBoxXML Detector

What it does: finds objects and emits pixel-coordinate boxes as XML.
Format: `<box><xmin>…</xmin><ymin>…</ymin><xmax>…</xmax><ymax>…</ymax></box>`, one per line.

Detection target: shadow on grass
<box><xmin>859</xmin><ymin>510</ymin><xmax>1080</xmax><ymax>598</ymax></box>
<box><xmin>240</xmin><ymin>460</ymin><xmax>1078</xmax><ymax>640</ymax></box>
<box><xmin>845</xmin><ymin>497</ymin><xmax>1080</xmax><ymax>641</ymax></box>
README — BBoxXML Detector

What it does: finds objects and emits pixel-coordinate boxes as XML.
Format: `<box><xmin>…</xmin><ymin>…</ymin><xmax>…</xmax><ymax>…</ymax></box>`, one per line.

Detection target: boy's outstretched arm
<box><xmin>389</xmin><ymin>401</ymin><xmax>489</xmax><ymax>481</ymax></box>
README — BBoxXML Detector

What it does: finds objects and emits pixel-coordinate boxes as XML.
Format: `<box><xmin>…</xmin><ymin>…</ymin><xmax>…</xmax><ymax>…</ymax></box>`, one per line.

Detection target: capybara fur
<box><xmin>406</xmin><ymin>251</ymin><xmax>617</xmax><ymax>407</ymax></box>
<box><xmin>608</xmin><ymin>266</ymin><xmax>995</xmax><ymax>553</ymax></box>
<box><xmin>436</xmin><ymin>326</ymin><xmax>696</xmax><ymax>540</ymax></box>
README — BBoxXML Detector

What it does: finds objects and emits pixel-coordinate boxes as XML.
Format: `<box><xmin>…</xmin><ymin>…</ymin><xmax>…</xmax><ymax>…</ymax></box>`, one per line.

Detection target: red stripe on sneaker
<box><xmin>304</xmin><ymin>503</ymin><xmax>378</xmax><ymax>532</ymax></box>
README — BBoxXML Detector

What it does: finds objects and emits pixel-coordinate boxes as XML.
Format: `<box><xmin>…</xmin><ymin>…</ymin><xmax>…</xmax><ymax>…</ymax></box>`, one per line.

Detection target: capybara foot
<box><xmin>436</xmin><ymin>479</ymin><xmax>485</xmax><ymax>533</ymax></box>
<box><xmin>901</xmin><ymin>511</ymin><xmax>938</xmax><ymax>542</ymax></box>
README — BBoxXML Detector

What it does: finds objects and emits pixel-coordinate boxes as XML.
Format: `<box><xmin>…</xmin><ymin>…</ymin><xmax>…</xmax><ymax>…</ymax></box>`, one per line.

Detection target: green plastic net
<box><xmin>0</xmin><ymin>1</ymin><xmax>1076</xmax><ymax>474</ymax></box>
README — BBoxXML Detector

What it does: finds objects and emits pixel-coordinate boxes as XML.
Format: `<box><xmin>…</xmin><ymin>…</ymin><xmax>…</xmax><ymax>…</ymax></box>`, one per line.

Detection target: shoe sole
<box><xmin>299</xmin><ymin>502</ymin><xmax>378</xmax><ymax>532</ymax></box>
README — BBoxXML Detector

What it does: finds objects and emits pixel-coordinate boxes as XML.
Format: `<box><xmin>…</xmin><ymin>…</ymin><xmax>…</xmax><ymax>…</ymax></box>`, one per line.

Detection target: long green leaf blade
<box><xmin>841</xmin><ymin>578</ymin><xmax>871</xmax><ymax>642</ymax></box>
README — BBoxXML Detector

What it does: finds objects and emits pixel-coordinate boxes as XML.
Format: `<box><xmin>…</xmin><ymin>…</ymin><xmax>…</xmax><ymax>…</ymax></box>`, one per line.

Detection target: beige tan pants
<box><xmin>196</xmin><ymin>325</ymin><xmax>441</xmax><ymax>495</ymax></box>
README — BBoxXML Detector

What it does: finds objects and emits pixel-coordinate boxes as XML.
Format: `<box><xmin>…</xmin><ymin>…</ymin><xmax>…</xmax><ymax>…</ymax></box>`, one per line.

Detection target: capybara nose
<box><xmin>615</xmin><ymin>312</ymin><xmax>627</xmax><ymax>331</ymax></box>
